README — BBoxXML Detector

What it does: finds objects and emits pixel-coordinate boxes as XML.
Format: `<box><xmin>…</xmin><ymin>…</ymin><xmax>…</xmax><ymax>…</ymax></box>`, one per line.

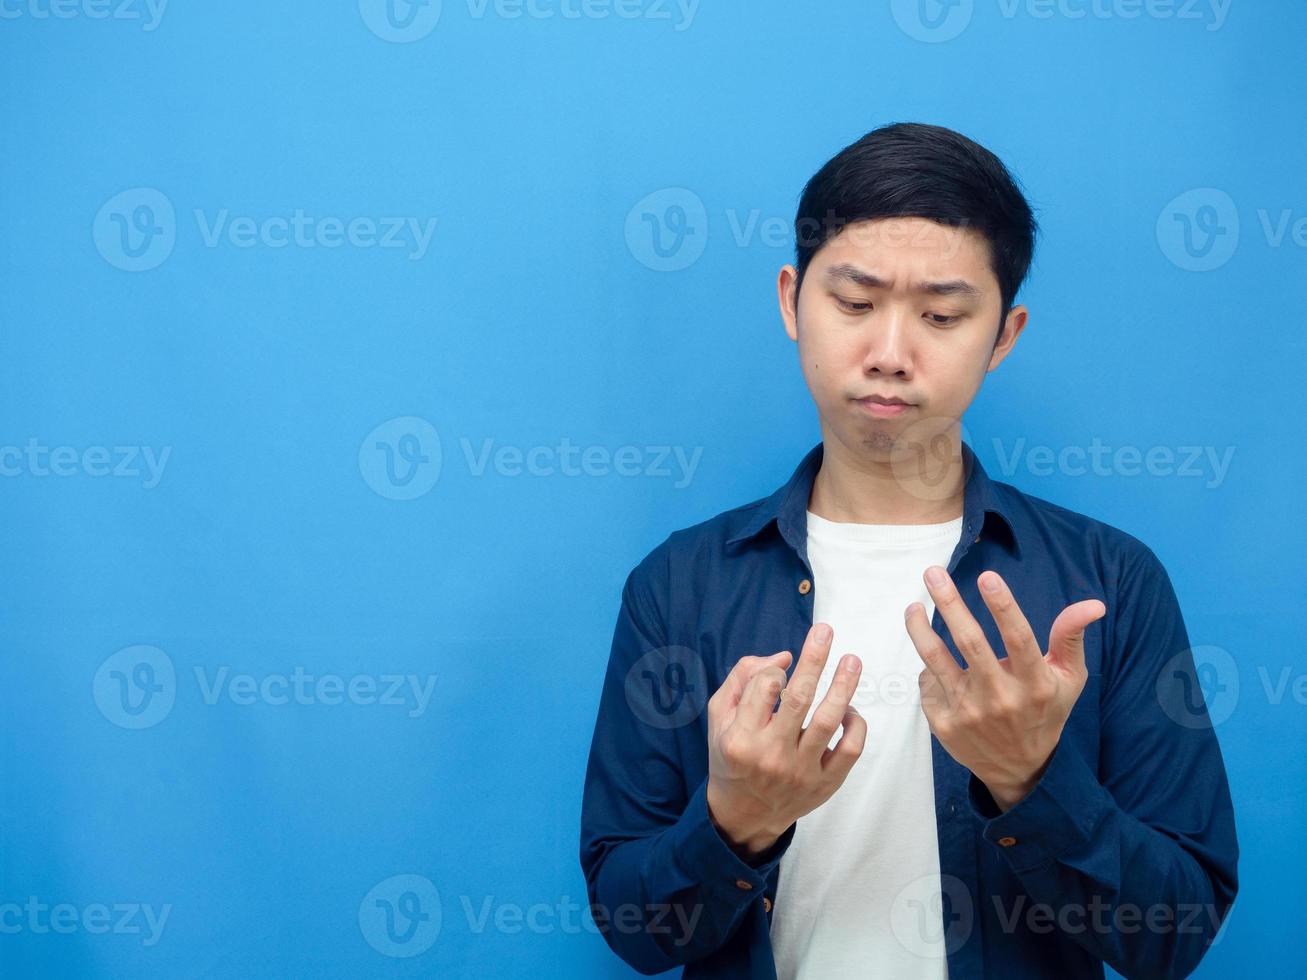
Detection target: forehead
<box><xmin>816</xmin><ymin>217</ymin><xmax>995</xmax><ymax>286</ymax></box>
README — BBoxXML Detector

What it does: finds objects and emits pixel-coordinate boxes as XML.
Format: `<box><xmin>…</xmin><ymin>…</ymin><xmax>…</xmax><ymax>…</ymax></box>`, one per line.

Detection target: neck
<box><xmin>808</xmin><ymin>427</ymin><xmax>967</xmax><ymax>525</ymax></box>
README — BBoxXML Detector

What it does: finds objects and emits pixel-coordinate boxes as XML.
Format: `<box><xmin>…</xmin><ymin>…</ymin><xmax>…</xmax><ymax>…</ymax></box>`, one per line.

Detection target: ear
<box><xmin>778</xmin><ymin>264</ymin><xmax>800</xmax><ymax>343</ymax></box>
<box><xmin>987</xmin><ymin>304</ymin><xmax>1028</xmax><ymax>371</ymax></box>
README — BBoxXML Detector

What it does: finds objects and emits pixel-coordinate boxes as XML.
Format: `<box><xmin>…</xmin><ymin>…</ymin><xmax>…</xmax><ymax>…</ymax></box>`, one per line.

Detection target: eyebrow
<box><xmin>823</xmin><ymin>263</ymin><xmax>982</xmax><ymax>299</ymax></box>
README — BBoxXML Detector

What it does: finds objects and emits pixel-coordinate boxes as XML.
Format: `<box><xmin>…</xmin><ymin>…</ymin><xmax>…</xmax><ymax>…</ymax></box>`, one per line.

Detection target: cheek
<box><xmin>925</xmin><ymin>343</ymin><xmax>987</xmax><ymax>386</ymax></box>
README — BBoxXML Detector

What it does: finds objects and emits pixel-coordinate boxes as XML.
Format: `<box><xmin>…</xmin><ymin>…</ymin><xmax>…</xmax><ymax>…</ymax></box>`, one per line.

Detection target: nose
<box><xmin>860</xmin><ymin>305</ymin><xmax>912</xmax><ymax>378</ymax></box>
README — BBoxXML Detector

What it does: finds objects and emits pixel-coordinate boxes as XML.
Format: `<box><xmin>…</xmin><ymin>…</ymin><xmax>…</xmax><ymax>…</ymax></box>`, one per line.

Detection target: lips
<box><xmin>856</xmin><ymin>394</ymin><xmax>912</xmax><ymax>406</ymax></box>
<box><xmin>855</xmin><ymin>395</ymin><xmax>913</xmax><ymax>417</ymax></box>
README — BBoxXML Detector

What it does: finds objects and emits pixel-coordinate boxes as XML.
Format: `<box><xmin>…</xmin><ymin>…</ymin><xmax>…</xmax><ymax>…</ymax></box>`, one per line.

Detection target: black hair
<box><xmin>793</xmin><ymin>122</ymin><xmax>1039</xmax><ymax>324</ymax></box>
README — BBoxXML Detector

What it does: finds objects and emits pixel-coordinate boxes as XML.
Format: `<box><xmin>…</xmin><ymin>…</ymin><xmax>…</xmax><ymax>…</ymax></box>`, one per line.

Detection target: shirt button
<box><xmin>973</xmin><ymin>533</ymin><xmax>982</xmax><ymax>544</ymax></box>
<box><xmin>763</xmin><ymin>896</ymin><xmax>773</xmax><ymax>913</ymax></box>
<box><xmin>798</xmin><ymin>579</ymin><xmax>811</xmax><ymax>595</ymax></box>
<box><xmin>997</xmin><ymin>836</ymin><xmax>1018</xmax><ymax>847</ymax></box>
<box><xmin>735</xmin><ymin>878</ymin><xmax>754</xmax><ymax>890</ymax></box>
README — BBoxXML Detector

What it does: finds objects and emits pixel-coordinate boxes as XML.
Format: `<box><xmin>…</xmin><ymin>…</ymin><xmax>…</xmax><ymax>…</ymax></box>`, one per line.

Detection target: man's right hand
<box><xmin>705</xmin><ymin>622</ymin><xmax>866</xmax><ymax>858</ymax></box>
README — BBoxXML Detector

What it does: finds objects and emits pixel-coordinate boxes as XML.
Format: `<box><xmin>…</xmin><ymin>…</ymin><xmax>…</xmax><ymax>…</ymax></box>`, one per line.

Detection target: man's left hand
<box><xmin>904</xmin><ymin>566</ymin><xmax>1106</xmax><ymax>812</ymax></box>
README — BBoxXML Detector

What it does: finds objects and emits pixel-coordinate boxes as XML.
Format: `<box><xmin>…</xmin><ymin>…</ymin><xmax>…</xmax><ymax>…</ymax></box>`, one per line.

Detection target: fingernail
<box><xmin>925</xmin><ymin>566</ymin><xmax>946</xmax><ymax>587</ymax></box>
<box><xmin>980</xmin><ymin>572</ymin><xmax>1001</xmax><ymax>593</ymax></box>
<box><xmin>842</xmin><ymin>655</ymin><xmax>858</xmax><ymax>672</ymax></box>
<box><xmin>815</xmin><ymin>624</ymin><xmax>832</xmax><ymax>644</ymax></box>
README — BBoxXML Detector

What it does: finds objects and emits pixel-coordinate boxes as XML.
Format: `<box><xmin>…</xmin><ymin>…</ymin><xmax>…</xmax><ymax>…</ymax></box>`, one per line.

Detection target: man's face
<box><xmin>778</xmin><ymin>216</ymin><xmax>1027</xmax><ymax>457</ymax></box>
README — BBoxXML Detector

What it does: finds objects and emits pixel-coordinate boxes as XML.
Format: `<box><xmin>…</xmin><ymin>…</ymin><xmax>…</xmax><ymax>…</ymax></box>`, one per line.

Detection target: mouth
<box><xmin>855</xmin><ymin>395</ymin><xmax>914</xmax><ymax>418</ymax></box>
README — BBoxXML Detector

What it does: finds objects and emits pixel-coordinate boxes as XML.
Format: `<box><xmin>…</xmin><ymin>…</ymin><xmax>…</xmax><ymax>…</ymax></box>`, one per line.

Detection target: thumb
<box><xmin>1047</xmin><ymin>599</ymin><xmax>1106</xmax><ymax>672</ymax></box>
<box><xmin>715</xmin><ymin>651</ymin><xmax>793</xmax><ymax>713</ymax></box>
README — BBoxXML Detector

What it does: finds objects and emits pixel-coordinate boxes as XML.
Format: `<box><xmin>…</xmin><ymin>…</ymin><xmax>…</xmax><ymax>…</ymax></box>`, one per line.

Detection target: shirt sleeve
<box><xmin>578</xmin><ymin>546</ymin><xmax>796</xmax><ymax>975</ymax></box>
<box><xmin>965</xmin><ymin>543</ymin><xmax>1239</xmax><ymax>979</ymax></box>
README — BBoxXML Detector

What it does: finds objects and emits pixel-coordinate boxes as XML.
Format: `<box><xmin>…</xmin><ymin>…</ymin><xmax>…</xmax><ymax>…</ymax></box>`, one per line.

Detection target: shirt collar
<box><xmin>725</xmin><ymin>439</ymin><xmax>1022</xmax><ymax>561</ymax></box>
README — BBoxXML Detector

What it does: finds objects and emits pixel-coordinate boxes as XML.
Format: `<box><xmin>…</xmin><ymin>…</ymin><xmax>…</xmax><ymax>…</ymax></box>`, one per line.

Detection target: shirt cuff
<box><xmin>673</xmin><ymin>777</ymin><xmax>796</xmax><ymax>902</ymax></box>
<box><xmin>967</xmin><ymin>736</ymin><xmax>1115</xmax><ymax>873</ymax></box>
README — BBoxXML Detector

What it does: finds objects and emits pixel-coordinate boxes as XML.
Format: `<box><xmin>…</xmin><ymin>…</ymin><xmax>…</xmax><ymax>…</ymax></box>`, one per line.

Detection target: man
<box><xmin>579</xmin><ymin>122</ymin><xmax>1237</xmax><ymax>979</ymax></box>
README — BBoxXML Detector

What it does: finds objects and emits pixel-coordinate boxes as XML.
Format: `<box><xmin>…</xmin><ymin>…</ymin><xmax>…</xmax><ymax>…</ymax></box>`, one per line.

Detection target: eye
<box><xmin>835</xmin><ymin>296</ymin><xmax>872</xmax><ymax>313</ymax></box>
<box><xmin>926</xmin><ymin>313</ymin><xmax>961</xmax><ymax>326</ymax></box>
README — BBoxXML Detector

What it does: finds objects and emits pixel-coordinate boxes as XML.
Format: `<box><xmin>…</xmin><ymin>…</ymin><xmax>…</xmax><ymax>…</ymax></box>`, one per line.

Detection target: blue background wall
<box><xmin>1</xmin><ymin>1</ymin><xmax>1301</xmax><ymax>975</ymax></box>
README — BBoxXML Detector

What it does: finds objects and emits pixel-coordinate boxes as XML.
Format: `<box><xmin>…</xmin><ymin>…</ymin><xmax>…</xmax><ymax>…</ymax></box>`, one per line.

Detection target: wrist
<box><xmin>983</xmin><ymin>766</ymin><xmax>1045</xmax><ymax>812</ymax></box>
<box><xmin>982</xmin><ymin>749</ymin><xmax>1055</xmax><ymax>812</ymax></box>
<box><xmin>985</xmin><ymin>781</ymin><xmax>1034</xmax><ymax>812</ymax></box>
<box><xmin>706</xmin><ymin>783</ymin><xmax>779</xmax><ymax>858</ymax></box>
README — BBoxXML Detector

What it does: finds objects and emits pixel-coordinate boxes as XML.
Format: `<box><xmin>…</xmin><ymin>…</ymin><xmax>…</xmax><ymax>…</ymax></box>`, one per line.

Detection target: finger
<box><xmin>709</xmin><ymin>651</ymin><xmax>794</xmax><ymax>717</ymax></box>
<box><xmin>904</xmin><ymin>601</ymin><xmax>963</xmax><ymax>697</ymax></box>
<box><xmin>733</xmin><ymin>664</ymin><xmax>790</xmax><ymax>732</ymax></box>
<box><xmin>820</xmin><ymin>704</ymin><xmax>867</xmax><ymax>779</ymax></box>
<box><xmin>771</xmin><ymin>623</ymin><xmax>834</xmax><ymax>741</ymax></box>
<box><xmin>922</xmin><ymin>565</ymin><xmax>1000</xmax><ymax>678</ymax></box>
<box><xmin>799</xmin><ymin>653</ymin><xmax>862</xmax><ymax>762</ymax></box>
<box><xmin>1046</xmin><ymin>599</ymin><xmax>1106</xmax><ymax>674</ymax></box>
<box><xmin>975</xmin><ymin>570</ymin><xmax>1044</xmax><ymax>677</ymax></box>
<box><xmin>916</xmin><ymin>666</ymin><xmax>950</xmax><ymax>718</ymax></box>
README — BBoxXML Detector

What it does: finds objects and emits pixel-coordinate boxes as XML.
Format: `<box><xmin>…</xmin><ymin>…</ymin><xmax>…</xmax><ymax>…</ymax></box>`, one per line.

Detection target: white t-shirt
<box><xmin>768</xmin><ymin>509</ymin><xmax>962</xmax><ymax>979</ymax></box>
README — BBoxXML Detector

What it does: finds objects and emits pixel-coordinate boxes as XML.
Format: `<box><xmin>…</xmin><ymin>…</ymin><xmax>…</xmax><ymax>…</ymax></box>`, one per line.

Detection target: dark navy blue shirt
<box><xmin>580</xmin><ymin>440</ymin><xmax>1237</xmax><ymax>979</ymax></box>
